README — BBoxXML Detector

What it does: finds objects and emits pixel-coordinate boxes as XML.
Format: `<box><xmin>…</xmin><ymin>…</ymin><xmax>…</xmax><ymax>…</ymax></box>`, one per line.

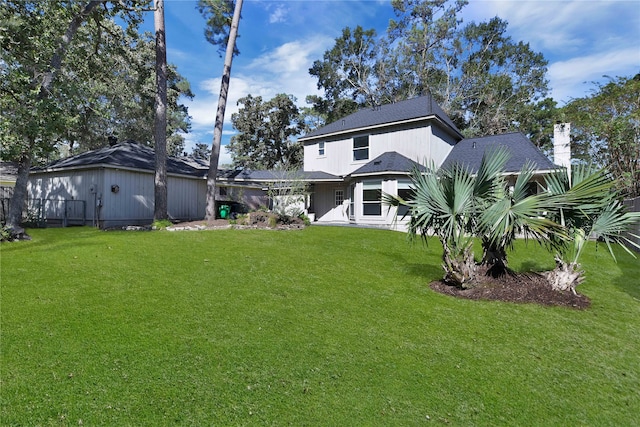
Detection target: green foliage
<box><xmin>386</xmin><ymin>149</ymin><xmax>639</xmax><ymax>290</ymax></box>
<box><xmin>307</xmin><ymin>0</ymin><xmax>552</xmax><ymax>143</ymax></box>
<box><xmin>545</xmin><ymin>163</ymin><xmax>640</xmax><ymax>265</ymax></box>
<box><xmin>197</xmin><ymin>0</ymin><xmax>239</xmax><ymax>57</ymax></box>
<box><xmin>561</xmin><ymin>74</ymin><xmax>640</xmax><ymax>197</ymax></box>
<box><xmin>151</xmin><ymin>219</ymin><xmax>173</xmax><ymax>229</ymax></box>
<box><xmin>2</xmin><ymin>227</ymin><xmax>640</xmax><ymax>425</ymax></box>
<box><xmin>229</xmin><ymin>94</ymin><xmax>304</xmax><ymax>169</ymax></box>
<box><xmin>0</xmin><ymin>225</ymin><xmax>11</xmax><ymax>242</ymax></box>
<box><xmin>191</xmin><ymin>143</ymin><xmax>211</xmax><ymax>160</ymax></box>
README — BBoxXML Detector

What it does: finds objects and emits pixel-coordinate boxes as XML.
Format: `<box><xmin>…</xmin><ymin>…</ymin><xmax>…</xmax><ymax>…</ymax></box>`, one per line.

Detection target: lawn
<box><xmin>1</xmin><ymin>226</ymin><xmax>639</xmax><ymax>426</ymax></box>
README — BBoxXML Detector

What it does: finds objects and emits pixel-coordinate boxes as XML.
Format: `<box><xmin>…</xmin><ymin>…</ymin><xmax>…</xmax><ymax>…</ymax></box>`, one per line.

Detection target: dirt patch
<box><xmin>430</xmin><ymin>266</ymin><xmax>591</xmax><ymax>309</ymax></box>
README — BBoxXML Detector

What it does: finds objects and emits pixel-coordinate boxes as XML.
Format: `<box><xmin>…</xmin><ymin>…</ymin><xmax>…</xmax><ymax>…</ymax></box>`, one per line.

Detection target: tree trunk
<box><xmin>5</xmin><ymin>149</ymin><xmax>33</xmax><ymax>236</ymax></box>
<box><xmin>153</xmin><ymin>0</ymin><xmax>168</xmax><ymax>221</ymax></box>
<box><xmin>5</xmin><ymin>1</ymin><xmax>102</xmax><ymax>236</ymax></box>
<box><xmin>481</xmin><ymin>238</ymin><xmax>509</xmax><ymax>277</ymax></box>
<box><xmin>205</xmin><ymin>0</ymin><xmax>243</xmax><ymax>222</ymax></box>
<box><xmin>544</xmin><ymin>256</ymin><xmax>584</xmax><ymax>295</ymax></box>
<box><xmin>442</xmin><ymin>242</ymin><xmax>477</xmax><ymax>288</ymax></box>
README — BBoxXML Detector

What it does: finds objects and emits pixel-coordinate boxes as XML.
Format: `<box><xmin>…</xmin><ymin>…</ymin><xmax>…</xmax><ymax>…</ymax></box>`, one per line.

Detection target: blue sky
<box><xmin>142</xmin><ymin>0</ymin><xmax>640</xmax><ymax>163</ymax></box>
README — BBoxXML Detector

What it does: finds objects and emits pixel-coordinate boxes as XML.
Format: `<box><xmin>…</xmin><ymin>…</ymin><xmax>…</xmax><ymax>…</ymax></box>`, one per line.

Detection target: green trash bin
<box><xmin>219</xmin><ymin>204</ymin><xmax>230</xmax><ymax>219</ymax></box>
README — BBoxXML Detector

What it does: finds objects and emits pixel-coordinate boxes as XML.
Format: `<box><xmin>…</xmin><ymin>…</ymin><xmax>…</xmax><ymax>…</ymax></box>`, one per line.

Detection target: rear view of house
<box><xmin>299</xmin><ymin>95</ymin><xmax>559</xmax><ymax>229</ymax></box>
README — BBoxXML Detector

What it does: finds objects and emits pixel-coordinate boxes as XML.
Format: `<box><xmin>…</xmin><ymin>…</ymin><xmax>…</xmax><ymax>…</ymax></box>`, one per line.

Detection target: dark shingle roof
<box><xmin>34</xmin><ymin>141</ymin><xmax>205</xmax><ymax>178</ymax></box>
<box><xmin>300</xmin><ymin>95</ymin><xmax>462</xmax><ymax>141</ymax></box>
<box><xmin>219</xmin><ymin>169</ymin><xmax>341</xmax><ymax>182</ymax></box>
<box><xmin>351</xmin><ymin>152</ymin><xmax>426</xmax><ymax>176</ymax></box>
<box><xmin>440</xmin><ymin>133</ymin><xmax>558</xmax><ymax>174</ymax></box>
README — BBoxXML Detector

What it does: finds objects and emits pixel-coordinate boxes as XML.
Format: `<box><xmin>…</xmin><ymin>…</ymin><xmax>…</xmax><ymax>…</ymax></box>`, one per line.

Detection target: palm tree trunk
<box><xmin>544</xmin><ymin>256</ymin><xmax>584</xmax><ymax>295</ymax></box>
<box><xmin>205</xmin><ymin>0</ymin><xmax>243</xmax><ymax>221</ymax></box>
<box><xmin>442</xmin><ymin>241</ymin><xmax>477</xmax><ymax>288</ymax></box>
<box><xmin>481</xmin><ymin>238</ymin><xmax>509</xmax><ymax>277</ymax></box>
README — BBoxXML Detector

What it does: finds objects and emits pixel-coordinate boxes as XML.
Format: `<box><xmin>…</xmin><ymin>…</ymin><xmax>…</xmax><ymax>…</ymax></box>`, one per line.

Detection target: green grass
<box><xmin>1</xmin><ymin>226</ymin><xmax>639</xmax><ymax>426</ymax></box>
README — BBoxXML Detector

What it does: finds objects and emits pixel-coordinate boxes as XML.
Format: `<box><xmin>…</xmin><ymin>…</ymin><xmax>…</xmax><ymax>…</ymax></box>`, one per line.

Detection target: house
<box><xmin>26</xmin><ymin>141</ymin><xmax>267</xmax><ymax>228</ymax></box>
<box><xmin>298</xmin><ymin>95</ymin><xmax>558</xmax><ymax>229</ymax></box>
<box><xmin>26</xmin><ymin>95</ymin><xmax>562</xmax><ymax>230</ymax></box>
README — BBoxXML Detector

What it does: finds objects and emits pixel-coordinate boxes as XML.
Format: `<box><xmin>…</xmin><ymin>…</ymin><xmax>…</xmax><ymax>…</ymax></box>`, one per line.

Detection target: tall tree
<box><xmin>229</xmin><ymin>94</ymin><xmax>304</xmax><ymax>169</ymax></box>
<box><xmin>308</xmin><ymin>0</ymin><xmax>551</xmax><ymax>143</ymax></box>
<box><xmin>562</xmin><ymin>74</ymin><xmax>640</xmax><ymax>197</ymax></box>
<box><xmin>153</xmin><ymin>0</ymin><xmax>168</xmax><ymax>221</ymax></box>
<box><xmin>452</xmin><ymin>17</ymin><xmax>550</xmax><ymax>138</ymax></box>
<box><xmin>309</xmin><ymin>26</ymin><xmax>381</xmax><ymax>108</ymax></box>
<box><xmin>198</xmin><ymin>0</ymin><xmax>243</xmax><ymax>222</ymax></box>
<box><xmin>191</xmin><ymin>143</ymin><xmax>211</xmax><ymax>160</ymax></box>
<box><xmin>0</xmin><ymin>0</ymin><xmax>148</xmax><ymax>233</ymax></box>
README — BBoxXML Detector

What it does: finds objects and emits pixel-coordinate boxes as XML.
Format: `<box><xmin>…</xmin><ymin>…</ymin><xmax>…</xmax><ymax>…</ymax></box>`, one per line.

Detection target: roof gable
<box><xmin>300</xmin><ymin>95</ymin><xmax>462</xmax><ymax>141</ymax></box>
<box><xmin>440</xmin><ymin>133</ymin><xmax>558</xmax><ymax>174</ymax></box>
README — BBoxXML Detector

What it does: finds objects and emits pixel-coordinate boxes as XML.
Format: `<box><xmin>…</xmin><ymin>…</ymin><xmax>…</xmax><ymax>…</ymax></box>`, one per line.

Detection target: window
<box><xmin>362</xmin><ymin>180</ymin><xmax>382</xmax><ymax>216</ymax></box>
<box><xmin>353</xmin><ymin>135</ymin><xmax>369</xmax><ymax>161</ymax></box>
<box><xmin>397</xmin><ymin>179</ymin><xmax>414</xmax><ymax>217</ymax></box>
<box><xmin>318</xmin><ymin>141</ymin><xmax>325</xmax><ymax>156</ymax></box>
<box><xmin>219</xmin><ymin>186</ymin><xmax>228</xmax><ymax>196</ymax></box>
<box><xmin>335</xmin><ymin>189</ymin><xmax>344</xmax><ymax>207</ymax></box>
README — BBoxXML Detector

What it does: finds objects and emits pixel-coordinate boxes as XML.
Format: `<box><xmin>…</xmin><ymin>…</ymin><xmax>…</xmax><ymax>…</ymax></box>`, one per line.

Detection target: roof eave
<box><xmin>299</xmin><ymin>114</ymin><xmax>463</xmax><ymax>143</ymax></box>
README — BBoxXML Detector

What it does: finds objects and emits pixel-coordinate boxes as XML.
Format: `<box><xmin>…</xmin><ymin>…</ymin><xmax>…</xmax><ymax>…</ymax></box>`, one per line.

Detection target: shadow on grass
<box><xmin>612</xmin><ymin>247</ymin><xmax>640</xmax><ymax>300</ymax></box>
<box><xmin>0</xmin><ymin>227</ymin><xmax>104</xmax><ymax>255</ymax></box>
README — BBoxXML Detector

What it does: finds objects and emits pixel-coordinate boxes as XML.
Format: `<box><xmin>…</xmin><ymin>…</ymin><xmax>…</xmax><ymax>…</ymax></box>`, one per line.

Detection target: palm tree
<box><xmin>478</xmin><ymin>162</ymin><xmax>567</xmax><ymax>277</ymax></box>
<box><xmin>385</xmin><ymin>148</ymin><xmax>510</xmax><ymax>288</ymax></box>
<box><xmin>543</xmin><ymin>164</ymin><xmax>640</xmax><ymax>294</ymax></box>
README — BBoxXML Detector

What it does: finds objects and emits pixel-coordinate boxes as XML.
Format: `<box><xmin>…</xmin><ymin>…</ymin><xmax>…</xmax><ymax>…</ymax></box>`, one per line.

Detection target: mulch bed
<box><xmin>430</xmin><ymin>266</ymin><xmax>591</xmax><ymax>309</ymax></box>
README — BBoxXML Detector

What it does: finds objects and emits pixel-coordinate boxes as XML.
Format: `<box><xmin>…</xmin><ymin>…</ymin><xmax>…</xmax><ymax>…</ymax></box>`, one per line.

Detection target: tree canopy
<box><xmin>307</xmin><ymin>0</ymin><xmax>554</xmax><ymax>149</ymax></box>
<box><xmin>229</xmin><ymin>94</ymin><xmax>304</xmax><ymax>169</ymax></box>
<box><xmin>0</xmin><ymin>1</ymin><xmax>193</xmax><ymax>163</ymax></box>
<box><xmin>561</xmin><ymin>74</ymin><xmax>640</xmax><ymax>198</ymax></box>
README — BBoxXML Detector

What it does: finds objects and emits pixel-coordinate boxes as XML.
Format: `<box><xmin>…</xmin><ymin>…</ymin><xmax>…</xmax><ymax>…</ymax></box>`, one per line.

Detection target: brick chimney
<box><xmin>553</xmin><ymin>123</ymin><xmax>571</xmax><ymax>177</ymax></box>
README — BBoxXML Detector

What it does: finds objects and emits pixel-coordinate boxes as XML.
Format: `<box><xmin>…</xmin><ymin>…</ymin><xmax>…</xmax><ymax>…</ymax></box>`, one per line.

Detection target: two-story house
<box><xmin>24</xmin><ymin>95</ymin><xmax>561</xmax><ymax>229</ymax></box>
<box><xmin>298</xmin><ymin>94</ymin><xmax>559</xmax><ymax>229</ymax></box>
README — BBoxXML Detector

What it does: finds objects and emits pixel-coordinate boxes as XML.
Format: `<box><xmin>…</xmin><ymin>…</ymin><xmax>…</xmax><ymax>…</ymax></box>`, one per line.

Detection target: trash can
<box><xmin>218</xmin><ymin>204</ymin><xmax>230</xmax><ymax>219</ymax></box>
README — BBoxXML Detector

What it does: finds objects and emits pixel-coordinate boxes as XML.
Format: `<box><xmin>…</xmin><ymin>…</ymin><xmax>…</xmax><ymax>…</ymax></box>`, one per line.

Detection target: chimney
<box><xmin>553</xmin><ymin>123</ymin><xmax>571</xmax><ymax>176</ymax></box>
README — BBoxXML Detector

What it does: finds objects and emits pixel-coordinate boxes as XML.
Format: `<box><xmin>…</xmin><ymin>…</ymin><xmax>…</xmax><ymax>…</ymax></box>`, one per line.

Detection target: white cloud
<box><xmin>548</xmin><ymin>47</ymin><xmax>640</xmax><ymax>103</ymax></box>
<box><xmin>189</xmin><ymin>36</ymin><xmax>332</xmax><ymax>133</ymax></box>
<box><xmin>269</xmin><ymin>4</ymin><xmax>288</xmax><ymax>24</ymax></box>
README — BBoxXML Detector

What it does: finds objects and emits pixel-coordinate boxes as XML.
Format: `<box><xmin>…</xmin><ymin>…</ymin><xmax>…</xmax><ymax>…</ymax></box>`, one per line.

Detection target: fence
<box><xmin>623</xmin><ymin>196</ymin><xmax>640</xmax><ymax>252</ymax></box>
<box><xmin>1</xmin><ymin>188</ymin><xmax>86</xmax><ymax>227</ymax></box>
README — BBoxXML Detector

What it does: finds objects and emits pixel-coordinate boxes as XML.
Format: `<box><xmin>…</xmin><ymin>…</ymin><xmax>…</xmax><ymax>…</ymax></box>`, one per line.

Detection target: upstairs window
<box><xmin>353</xmin><ymin>135</ymin><xmax>369</xmax><ymax>161</ymax></box>
<box><xmin>318</xmin><ymin>141</ymin><xmax>325</xmax><ymax>156</ymax></box>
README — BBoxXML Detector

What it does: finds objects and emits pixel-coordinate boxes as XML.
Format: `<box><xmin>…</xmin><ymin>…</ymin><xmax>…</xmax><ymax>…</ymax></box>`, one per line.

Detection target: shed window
<box><xmin>319</xmin><ymin>142</ymin><xmax>325</xmax><ymax>156</ymax></box>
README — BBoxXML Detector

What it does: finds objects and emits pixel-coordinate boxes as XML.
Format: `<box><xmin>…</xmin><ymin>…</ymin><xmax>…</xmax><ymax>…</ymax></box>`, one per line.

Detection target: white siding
<box><xmin>303</xmin><ymin>121</ymin><xmax>457</xmax><ymax>176</ymax></box>
<box><xmin>168</xmin><ymin>176</ymin><xmax>206</xmax><ymax>221</ymax></box>
<box><xmin>28</xmin><ymin>169</ymin><xmax>103</xmax><ymax>224</ymax></box>
<box><xmin>28</xmin><ymin>167</ymin><xmax>208</xmax><ymax>228</ymax></box>
<box><xmin>101</xmin><ymin>169</ymin><xmax>154</xmax><ymax>225</ymax></box>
